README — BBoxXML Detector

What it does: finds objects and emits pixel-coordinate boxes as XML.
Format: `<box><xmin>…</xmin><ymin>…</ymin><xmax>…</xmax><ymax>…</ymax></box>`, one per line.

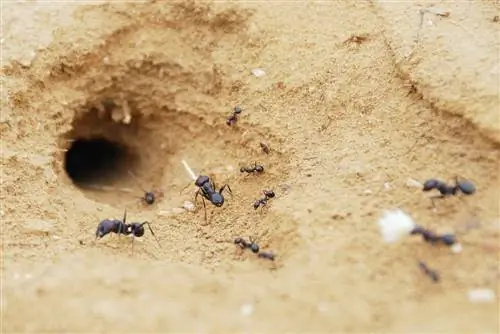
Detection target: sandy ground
<box><xmin>1</xmin><ymin>0</ymin><xmax>500</xmax><ymax>333</ymax></box>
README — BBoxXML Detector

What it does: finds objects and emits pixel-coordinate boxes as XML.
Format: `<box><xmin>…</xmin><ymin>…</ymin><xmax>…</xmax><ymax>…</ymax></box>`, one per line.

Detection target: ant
<box><xmin>194</xmin><ymin>175</ymin><xmax>232</xmax><ymax>222</ymax></box>
<box><xmin>95</xmin><ymin>209</ymin><xmax>161</xmax><ymax>249</ymax></box>
<box><xmin>233</xmin><ymin>237</ymin><xmax>276</xmax><ymax>261</ymax></box>
<box><xmin>411</xmin><ymin>226</ymin><xmax>457</xmax><ymax>247</ymax></box>
<box><xmin>234</xmin><ymin>237</ymin><xmax>259</xmax><ymax>253</ymax></box>
<box><xmin>226</xmin><ymin>106</ymin><xmax>242</xmax><ymax>126</ymax></box>
<box><xmin>128</xmin><ymin>171</ymin><xmax>163</xmax><ymax>205</ymax></box>
<box><xmin>240</xmin><ymin>161</ymin><xmax>264</xmax><ymax>174</ymax></box>
<box><xmin>253</xmin><ymin>190</ymin><xmax>275</xmax><ymax>210</ymax></box>
<box><xmin>422</xmin><ymin>176</ymin><xmax>476</xmax><ymax>207</ymax></box>
<box><xmin>419</xmin><ymin>261</ymin><xmax>440</xmax><ymax>283</ymax></box>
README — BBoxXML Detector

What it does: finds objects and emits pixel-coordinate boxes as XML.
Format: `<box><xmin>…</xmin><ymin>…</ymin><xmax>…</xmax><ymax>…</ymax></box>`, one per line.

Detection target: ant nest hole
<box><xmin>60</xmin><ymin>99</ymin><xmax>168</xmax><ymax>207</ymax></box>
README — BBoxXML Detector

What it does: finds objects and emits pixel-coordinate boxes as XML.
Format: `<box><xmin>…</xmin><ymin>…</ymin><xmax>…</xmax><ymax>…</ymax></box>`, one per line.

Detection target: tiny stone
<box><xmin>23</xmin><ymin>219</ymin><xmax>54</xmax><ymax>235</ymax></box>
<box><xmin>451</xmin><ymin>243</ymin><xmax>463</xmax><ymax>254</ymax></box>
<box><xmin>171</xmin><ymin>207</ymin><xmax>185</xmax><ymax>214</ymax></box>
<box><xmin>183</xmin><ymin>201</ymin><xmax>195</xmax><ymax>212</ymax></box>
<box><xmin>467</xmin><ymin>289</ymin><xmax>496</xmax><ymax>303</ymax></box>
<box><xmin>384</xmin><ymin>182</ymin><xmax>391</xmax><ymax>190</ymax></box>
<box><xmin>364</xmin><ymin>189</ymin><xmax>372</xmax><ymax>194</ymax></box>
<box><xmin>251</xmin><ymin>68</ymin><xmax>266</xmax><ymax>77</ymax></box>
<box><xmin>240</xmin><ymin>303</ymin><xmax>253</xmax><ymax>316</ymax></box>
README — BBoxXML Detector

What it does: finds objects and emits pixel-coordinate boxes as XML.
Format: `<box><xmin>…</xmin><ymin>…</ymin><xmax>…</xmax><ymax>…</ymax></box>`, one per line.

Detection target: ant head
<box><xmin>457</xmin><ymin>180</ymin><xmax>476</xmax><ymax>195</ymax></box>
<box><xmin>253</xmin><ymin>200</ymin><xmax>261</xmax><ymax>209</ymax></box>
<box><xmin>255</xmin><ymin>165</ymin><xmax>264</xmax><ymax>173</ymax></box>
<box><xmin>422</xmin><ymin>179</ymin><xmax>439</xmax><ymax>191</ymax></box>
<box><xmin>250</xmin><ymin>243</ymin><xmax>260</xmax><ymax>253</ymax></box>
<box><xmin>440</xmin><ymin>233</ymin><xmax>456</xmax><ymax>246</ymax></box>
<box><xmin>132</xmin><ymin>222</ymin><xmax>146</xmax><ymax>237</ymax></box>
<box><xmin>233</xmin><ymin>106</ymin><xmax>242</xmax><ymax>114</ymax></box>
<box><xmin>240</xmin><ymin>167</ymin><xmax>246</xmax><ymax>173</ymax></box>
<box><xmin>211</xmin><ymin>193</ymin><xmax>225</xmax><ymax>207</ymax></box>
<box><xmin>195</xmin><ymin>175</ymin><xmax>210</xmax><ymax>187</ymax></box>
<box><xmin>264</xmin><ymin>190</ymin><xmax>275</xmax><ymax>198</ymax></box>
<box><xmin>144</xmin><ymin>192</ymin><xmax>155</xmax><ymax>205</ymax></box>
<box><xmin>234</xmin><ymin>237</ymin><xmax>243</xmax><ymax>244</ymax></box>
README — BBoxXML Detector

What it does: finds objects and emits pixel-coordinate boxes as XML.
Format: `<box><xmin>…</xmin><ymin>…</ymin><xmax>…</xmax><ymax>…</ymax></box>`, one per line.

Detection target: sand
<box><xmin>1</xmin><ymin>1</ymin><xmax>499</xmax><ymax>332</ymax></box>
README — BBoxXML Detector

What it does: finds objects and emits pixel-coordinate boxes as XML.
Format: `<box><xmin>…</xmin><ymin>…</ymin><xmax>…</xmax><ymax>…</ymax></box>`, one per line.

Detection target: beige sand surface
<box><xmin>1</xmin><ymin>1</ymin><xmax>499</xmax><ymax>333</ymax></box>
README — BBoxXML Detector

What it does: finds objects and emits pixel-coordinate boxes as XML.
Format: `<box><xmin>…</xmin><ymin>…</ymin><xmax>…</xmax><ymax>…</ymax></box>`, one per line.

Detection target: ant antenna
<box><xmin>181</xmin><ymin>159</ymin><xmax>197</xmax><ymax>181</ymax></box>
<box><xmin>128</xmin><ymin>170</ymin><xmax>148</xmax><ymax>193</ymax></box>
<box><xmin>140</xmin><ymin>221</ymin><xmax>162</xmax><ymax>249</ymax></box>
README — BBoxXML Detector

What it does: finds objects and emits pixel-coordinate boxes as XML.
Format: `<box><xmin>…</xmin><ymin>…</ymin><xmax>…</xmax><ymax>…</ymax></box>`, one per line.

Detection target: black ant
<box><xmin>226</xmin><ymin>106</ymin><xmax>242</xmax><ymax>126</ymax></box>
<box><xmin>95</xmin><ymin>209</ymin><xmax>161</xmax><ymax>249</ymax></box>
<box><xmin>419</xmin><ymin>261</ymin><xmax>440</xmax><ymax>282</ymax></box>
<box><xmin>234</xmin><ymin>237</ymin><xmax>259</xmax><ymax>253</ymax></box>
<box><xmin>128</xmin><ymin>171</ymin><xmax>163</xmax><ymax>205</ymax></box>
<box><xmin>253</xmin><ymin>190</ymin><xmax>275</xmax><ymax>210</ymax></box>
<box><xmin>240</xmin><ymin>162</ymin><xmax>264</xmax><ymax>174</ymax></box>
<box><xmin>422</xmin><ymin>177</ymin><xmax>476</xmax><ymax>207</ymax></box>
<box><xmin>233</xmin><ymin>237</ymin><xmax>276</xmax><ymax>261</ymax></box>
<box><xmin>410</xmin><ymin>226</ymin><xmax>457</xmax><ymax>247</ymax></box>
<box><xmin>194</xmin><ymin>175</ymin><xmax>232</xmax><ymax>222</ymax></box>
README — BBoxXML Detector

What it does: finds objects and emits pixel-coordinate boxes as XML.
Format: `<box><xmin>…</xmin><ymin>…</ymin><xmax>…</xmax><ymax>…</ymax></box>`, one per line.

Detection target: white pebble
<box><xmin>384</xmin><ymin>182</ymin><xmax>391</xmax><ymax>190</ymax></box>
<box><xmin>240</xmin><ymin>303</ymin><xmax>253</xmax><ymax>316</ymax></box>
<box><xmin>364</xmin><ymin>189</ymin><xmax>373</xmax><ymax>194</ymax></box>
<box><xmin>467</xmin><ymin>289</ymin><xmax>496</xmax><ymax>303</ymax></box>
<box><xmin>183</xmin><ymin>201</ymin><xmax>195</xmax><ymax>212</ymax></box>
<box><xmin>377</xmin><ymin>209</ymin><xmax>416</xmax><ymax>243</ymax></box>
<box><xmin>451</xmin><ymin>243</ymin><xmax>463</xmax><ymax>254</ymax></box>
<box><xmin>251</xmin><ymin>68</ymin><xmax>266</xmax><ymax>77</ymax></box>
<box><xmin>171</xmin><ymin>207</ymin><xmax>185</xmax><ymax>214</ymax></box>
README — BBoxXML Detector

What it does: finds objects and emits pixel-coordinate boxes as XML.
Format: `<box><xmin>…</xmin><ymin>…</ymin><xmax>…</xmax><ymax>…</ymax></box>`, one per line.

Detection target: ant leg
<box><xmin>141</xmin><ymin>222</ymin><xmax>162</xmax><ymax>249</ymax></box>
<box><xmin>429</xmin><ymin>195</ymin><xmax>445</xmax><ymax>208</ymax></box>
<box><xmin>123</xmin><ymin>209</ymin><xmax>127</xmax><ymax>224</ymax></box>
<box><xmin>219</xmin><ymin>184</ymin><xmax>233</xmax><ymax>197</ymax></box>
<box><xmin>194</xmin><ymin>189</ymin><xmax>208</xmax><ymax>223</ymax></box>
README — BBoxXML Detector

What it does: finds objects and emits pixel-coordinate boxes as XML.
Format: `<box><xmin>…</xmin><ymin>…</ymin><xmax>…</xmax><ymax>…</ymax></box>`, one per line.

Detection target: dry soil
<box><xmin>1</xmin><ymin>0</ymin><xmax>500</xmax><ymax>333</ymax></box>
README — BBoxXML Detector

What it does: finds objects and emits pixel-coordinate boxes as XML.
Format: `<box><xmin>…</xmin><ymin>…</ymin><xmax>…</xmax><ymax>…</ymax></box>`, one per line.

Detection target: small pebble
<box><xmin>467</xmin><ymin>288</ymin><xmax>496</xmax><ymax>303</ymax></box>
<box><xmin>451</xmin><ymin>243</ymin><xmax>463</xmax><ymax>254</ymax></box>
<box><xmin>364</xmin><ymin>189</ymin><xmax>372</xmax><ymax>195</ymax></box>
<box><xmin>171</xmin><ymin>207</ymin><xmax>185</xmax><ymax>214</ymax></box>
<box><xmin>183</xmin><ymin>201</ymin><xmax>195</xmax><ymax>212</ymax></box>
<box><xmin>240</xmin><ymin>303</ymin><xmax>253</xmax><ymax>316</ymax></box>
<box><xmin>251</xmin><ymin>68</ymin><xmax>266</xmax><ymax>77</ymax></box>
<box><xmin>384</xmin><ymin>182</ymin><xmax>391</xmax><ymax>190</ymax></box>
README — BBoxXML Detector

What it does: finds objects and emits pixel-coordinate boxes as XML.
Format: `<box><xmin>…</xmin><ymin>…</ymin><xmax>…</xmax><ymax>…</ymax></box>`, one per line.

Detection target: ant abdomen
<box><xmin>457</xmin><ymin>180</ymin><xmax>476</xmax><ymax>195</ymax></box>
